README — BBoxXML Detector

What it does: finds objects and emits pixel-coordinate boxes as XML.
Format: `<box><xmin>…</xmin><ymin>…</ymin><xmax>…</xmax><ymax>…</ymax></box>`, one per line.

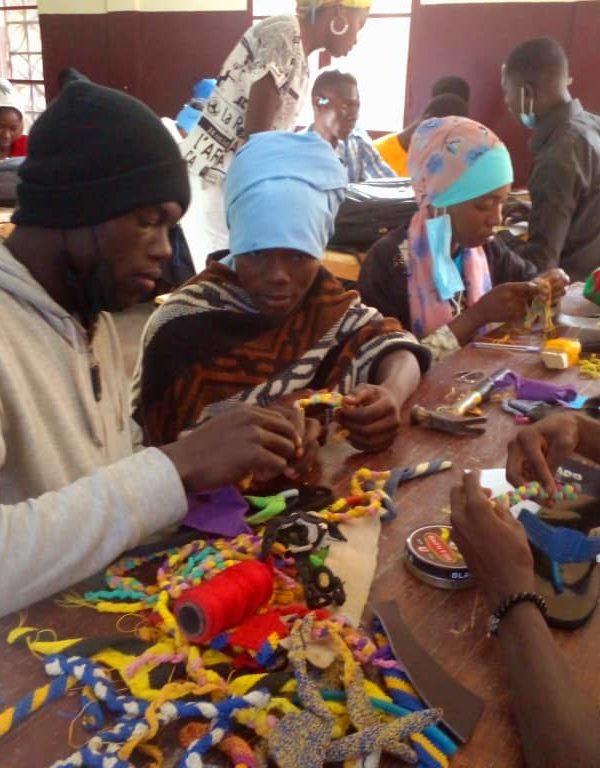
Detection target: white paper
<box><xmin>480</xmin><ymin>468</ymin><xmax>540</xmax><ymax>519</ymax></box>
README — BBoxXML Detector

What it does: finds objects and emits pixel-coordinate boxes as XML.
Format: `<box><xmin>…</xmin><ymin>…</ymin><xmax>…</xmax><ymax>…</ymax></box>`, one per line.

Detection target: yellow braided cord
<box><xmin>412</xmin><ymin>732</ymin><xmax>450</xmax><ymax>767</ymax></box>
<box><xmin>0</xmin><ymin>677</ymin><xmax>77</xmax><ymax>739</ymax></box>
<box><xmin>0</xmin><ymin>705</ymin><xmax>15</xmax><ymax>738</ymax></box>
<box><xmin>6</xmin><ymin>625</ymin><xmax>38</xmax><ymax>645</ymax></box>
<box><xmin>385</xmin><ymin>674</ymin><xmax>418</xmax><ymax>697</ymax></box>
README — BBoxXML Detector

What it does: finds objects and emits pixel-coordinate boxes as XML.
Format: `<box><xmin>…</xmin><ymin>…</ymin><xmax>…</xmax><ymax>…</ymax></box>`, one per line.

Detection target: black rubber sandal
<box><xmin>528</xmin><ymin>496</ymin><xmax>600</xmax><ymax>629</ymax></box>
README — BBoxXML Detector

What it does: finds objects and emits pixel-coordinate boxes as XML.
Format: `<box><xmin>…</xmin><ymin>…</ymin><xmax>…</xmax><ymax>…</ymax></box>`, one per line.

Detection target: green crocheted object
<box><xmin>584</xmin><ymin>268</ymin><xmax>600</xmax><ymax>306</ymax></box>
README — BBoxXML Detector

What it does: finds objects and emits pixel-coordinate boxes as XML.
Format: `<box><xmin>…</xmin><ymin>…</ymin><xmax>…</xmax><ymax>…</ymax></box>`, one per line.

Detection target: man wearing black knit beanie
<box><xmin>0</xmin><ymin>81</ymin><xmax>306</xmax><ymax>617</ymax></box>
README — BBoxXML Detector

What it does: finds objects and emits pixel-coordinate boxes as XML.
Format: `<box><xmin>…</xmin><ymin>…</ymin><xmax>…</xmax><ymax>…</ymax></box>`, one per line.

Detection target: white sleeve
<box><xmin>0</xmin><ymin>448</ymin><xmax>187</xmax><ymax>617</ymax></box>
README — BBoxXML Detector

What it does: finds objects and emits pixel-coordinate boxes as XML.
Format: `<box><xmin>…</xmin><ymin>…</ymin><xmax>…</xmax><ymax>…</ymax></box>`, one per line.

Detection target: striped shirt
<box><xmin>336</xmin><ymin>127</ymin><xmax>397</xmax><ymax>183</ymax></box>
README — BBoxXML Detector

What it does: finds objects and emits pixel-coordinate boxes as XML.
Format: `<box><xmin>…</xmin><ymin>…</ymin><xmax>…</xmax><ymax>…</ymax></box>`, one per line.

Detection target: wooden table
<box><xmin>322</xmin><ymin>248</ymin><xmax>363</xmax><ymax>282</ymax></box>
<box><xmin>2</xmin><ymin>345</ymin><xmax>600</xmax><ymax>767</ymax></box>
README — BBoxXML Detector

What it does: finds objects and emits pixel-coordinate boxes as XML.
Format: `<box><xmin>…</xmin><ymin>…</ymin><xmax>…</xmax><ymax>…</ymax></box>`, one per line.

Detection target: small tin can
<box><xmin>404</xmin><ymin>524</ymin><xmax>473</xmax><ymax>590</ymax></box>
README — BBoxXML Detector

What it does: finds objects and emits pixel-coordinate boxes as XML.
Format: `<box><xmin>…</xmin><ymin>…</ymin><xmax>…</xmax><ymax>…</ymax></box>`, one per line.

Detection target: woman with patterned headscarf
<box><xmin>134</xmin><ymin>132</ymin><xmax>430</xmax><ymax>458</ymax></box>
<box><xmin>180</xmin><ymin>0</ymin><xmax>371</xmax><ymax>269</ymax></box>
<box><xmin>359</xmin><ymin>116</ymin><xmax>568</xmax><ymax>359</ymax></box>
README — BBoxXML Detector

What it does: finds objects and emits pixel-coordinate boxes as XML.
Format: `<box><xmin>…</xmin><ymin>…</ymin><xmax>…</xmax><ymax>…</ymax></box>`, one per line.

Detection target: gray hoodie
<box><xmin>0</xmin><ymin>244</ymin><xmax>186</xmax><ymax>616</ymax></box>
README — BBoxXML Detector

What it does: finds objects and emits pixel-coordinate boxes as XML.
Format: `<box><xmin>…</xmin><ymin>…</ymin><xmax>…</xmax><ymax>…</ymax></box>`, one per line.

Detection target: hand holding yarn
<box><xmin>338</xmin><ymin>384</ymin><xmax>400</xmax><ymax>452</ymax></box>
<box><xmin>292</xmin><ymin>390</ymin><xmax>345</xmax><ymax>412</ymax></box>
<box><xmin>160</xmin><ymin>404</ymin><xmax>301</xmax><ymax>491</ymax></box>
<box><xmin>472</xmin><ymin>281</ymin><xmax>539</xmax><ymax>328</ymax></box>
<box><xmin>450</xmin><ymin>470</ymin><xmax>536</xmax><ymax>610</ymax></box>
<box><xmin>506</xmin><ymin>412</ymin><xmax>584</xmax><ymax>493</ymax></box>
<box><xmin>534</xmin><ymin>268</ymin><xmax>569</xmax><ymax>302</ymax></box>
<box><xmin>269</xmin><ymin>397</ymin><xmax>323</xmax><ymax>479</ymax></box>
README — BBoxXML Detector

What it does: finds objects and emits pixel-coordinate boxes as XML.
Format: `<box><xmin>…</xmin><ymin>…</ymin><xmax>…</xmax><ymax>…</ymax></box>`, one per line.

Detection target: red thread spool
<box><xmin>174</xmin><ymin>559</ymin><xmax>274</xmax><ymax>644</ymax></box>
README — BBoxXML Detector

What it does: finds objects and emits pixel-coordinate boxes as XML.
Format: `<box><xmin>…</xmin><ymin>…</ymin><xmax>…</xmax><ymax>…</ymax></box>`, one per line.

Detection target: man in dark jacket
<box><xmin>502</xmin><ymin>37</ymin><xmax>600</xmax><ymax>281</ymax></box>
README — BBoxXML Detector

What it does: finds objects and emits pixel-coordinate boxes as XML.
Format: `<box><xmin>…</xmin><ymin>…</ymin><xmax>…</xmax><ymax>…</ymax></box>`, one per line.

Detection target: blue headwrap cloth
<box><xmin>432</xmin><ymin>145</ymin><xmax>513</xmax><ymax>208</ymax></box>
<box><xmin>225</xmin><ymin>131</ymin><xmax>348</xmax><ymax>260</ymax></box>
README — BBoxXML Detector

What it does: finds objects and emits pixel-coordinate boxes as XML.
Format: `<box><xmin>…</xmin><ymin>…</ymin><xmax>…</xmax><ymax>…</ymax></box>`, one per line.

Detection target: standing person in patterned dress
<box><xmin>180</xmin><ymin>0</ymin><xmax>371</xmax><ymax>269</ymax></box>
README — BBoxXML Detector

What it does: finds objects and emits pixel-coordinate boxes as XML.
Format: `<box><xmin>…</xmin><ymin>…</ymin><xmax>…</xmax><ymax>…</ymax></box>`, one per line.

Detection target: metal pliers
<box><xmin>410</xmin><ymin>404</ymin><xmax>487</xmax><ymax>436</ymax></box>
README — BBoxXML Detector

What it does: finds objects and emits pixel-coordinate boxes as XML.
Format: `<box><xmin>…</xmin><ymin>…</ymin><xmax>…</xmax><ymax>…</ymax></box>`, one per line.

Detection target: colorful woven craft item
<box><xmin>1</xmin><ymin>469</ymin><xmax>459</xmax><ymax>768</ymax></box>
<box><xmin>294</xmin><ymin>389</ymin><xmax>349</xmax><ymax>443</ymax></box>
<box><xmin>40</xmin><ymin>653</ymin><xmax>269</xmax><ymax>768</ymax></box>
<box><xmin>493</xmin><ymin>481</ymin><xmax>580</xmax><ymax>509</ymax></box>
<box><xmin>294</xmin><ymin>391</ymin><xmax>345</xmax><ymax>411</ymax></box>
<box><xmin>267</xmin><ymin>616</ymin><xmax>443</xmax><ymax>768</ymax></box>
<box><xmin>522</xmin><ymin>279</ymin><xmax>555</xmax><ymax>337</ymax></box>
<box><xmin>3</xmin><ymin>617</ymin><xmax>458</xmax><ymax>768</ymax></box>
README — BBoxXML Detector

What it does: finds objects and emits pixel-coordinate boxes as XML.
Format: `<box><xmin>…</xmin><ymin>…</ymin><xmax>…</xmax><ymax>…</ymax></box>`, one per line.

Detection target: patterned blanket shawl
<box><xmin>132</xmin><ymin>263</ymin><xmax>430</xmax><ymax>445</ymax></box>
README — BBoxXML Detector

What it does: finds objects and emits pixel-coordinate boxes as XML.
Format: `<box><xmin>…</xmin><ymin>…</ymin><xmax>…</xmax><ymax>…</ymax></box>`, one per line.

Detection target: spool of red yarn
<box><xmin>174</xmin><ymin>559</ymin><xmax>274</xmax><ymax>644</ymax></box>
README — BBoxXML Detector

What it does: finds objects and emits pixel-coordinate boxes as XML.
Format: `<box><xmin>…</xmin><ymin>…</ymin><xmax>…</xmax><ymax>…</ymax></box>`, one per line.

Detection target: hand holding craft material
<box><xmin>294</xmin><ymin>391</ymin><xmax>344</xmax><ymax>411</ymax></box>
<box><xmin>522</xmin><ymin>287</ymin><xmax>555</xmax><ymax>336</ymax></box>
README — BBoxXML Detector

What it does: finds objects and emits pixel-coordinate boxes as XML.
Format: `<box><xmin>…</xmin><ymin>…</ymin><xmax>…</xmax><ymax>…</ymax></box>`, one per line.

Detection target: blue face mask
<box><xmin>519</xmin><ymin>87</ymin><xmax>536</xmax><ymax>130</ymax></box>
<box><xmin>426</xmin><ymin>212</ymin><xmax>465</xmax><ymax>301</ymax></box>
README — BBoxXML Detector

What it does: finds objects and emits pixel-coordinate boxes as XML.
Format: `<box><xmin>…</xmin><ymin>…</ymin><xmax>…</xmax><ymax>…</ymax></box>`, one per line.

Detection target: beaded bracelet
<box><xmin>493</xmin><ymin>481</ymin><xmax>579</xmax><ymax>508</ymax></box>
<box><xmin>487</xmin><ymin>591</ymin><xmax>548</xmax><ymax>638</ymax></box>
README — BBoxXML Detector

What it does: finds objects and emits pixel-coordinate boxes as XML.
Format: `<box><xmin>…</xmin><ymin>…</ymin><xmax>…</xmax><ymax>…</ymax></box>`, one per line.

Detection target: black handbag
<box><xmin>329</xmin><ymin>178</ymin><xmax>417</xmax><ymax>251</ymax></box>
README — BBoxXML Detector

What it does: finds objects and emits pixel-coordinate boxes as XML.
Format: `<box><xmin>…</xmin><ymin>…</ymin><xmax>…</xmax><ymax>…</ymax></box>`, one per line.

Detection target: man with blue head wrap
<box><xmin>135</xmin><ymin>132</ymin><xmax>430</xmax><ymax>458</ymax></box>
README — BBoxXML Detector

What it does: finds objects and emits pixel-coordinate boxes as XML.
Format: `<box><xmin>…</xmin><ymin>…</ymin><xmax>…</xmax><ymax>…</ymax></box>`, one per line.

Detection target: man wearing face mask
<box><xmin>307</xmin><ymin>68</ymin><xmax>395</xmax><ymax>183</ymax></box>
<box><xmin>502</xmin><ymin>38</ymin><xmax>600</xmax><ymax>281</ymax></box>
<box><xmin>0</xmin><ymin>81</ymin><xmax>309</xmax><ymax>617</ymax></box>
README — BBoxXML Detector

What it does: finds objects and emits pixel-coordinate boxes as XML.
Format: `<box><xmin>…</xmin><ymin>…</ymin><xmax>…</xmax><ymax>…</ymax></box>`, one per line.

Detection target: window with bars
<box><xmin>252</xmin><ymin>0</ymin><xmax>412</xmax><ymax>132</ymax></box>
<box><xmin>0</xmin><ymin>0</ymin><xmax>44</xmax><ymax>127</ymax></box>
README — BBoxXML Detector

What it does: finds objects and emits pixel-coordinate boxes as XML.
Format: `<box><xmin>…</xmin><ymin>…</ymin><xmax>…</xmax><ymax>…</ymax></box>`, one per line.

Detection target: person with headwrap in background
<box><xmin>359</xmin><ymin>116</ymin><xmax>568</xmax><ymax>360</ymax></box>
<box><xmin>134</xmin><ymin>131</ymin><xmax>430</xmax><ymax>457</ymax></box>
<box><xmin>179</xmin><ymin>0</ymin><xmax>371</xmax><ymax>270</ymax></box>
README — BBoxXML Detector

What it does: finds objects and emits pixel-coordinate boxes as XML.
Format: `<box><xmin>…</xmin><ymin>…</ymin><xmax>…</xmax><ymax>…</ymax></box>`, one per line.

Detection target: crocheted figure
<box><xmin>268</xmin><ymin>617</ymin><xmax>441</xmax><ymax>768</ymax></box>
<box><xmin>522</xmin><ymin>281</ymin><xmax>555</xmax><ymax>337</ymax></box>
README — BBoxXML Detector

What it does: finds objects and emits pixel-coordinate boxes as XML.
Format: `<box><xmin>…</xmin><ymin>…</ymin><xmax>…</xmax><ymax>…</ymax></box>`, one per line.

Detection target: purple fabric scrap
<box><xmin>496</xmin><ymin>372</ymin><xmax>577</xmax><ymax>404</ymax></box>
<box><xmin>182</xmin><ymin>485</ymin><xmax>251</xmax><ymax>537</ymax></box>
